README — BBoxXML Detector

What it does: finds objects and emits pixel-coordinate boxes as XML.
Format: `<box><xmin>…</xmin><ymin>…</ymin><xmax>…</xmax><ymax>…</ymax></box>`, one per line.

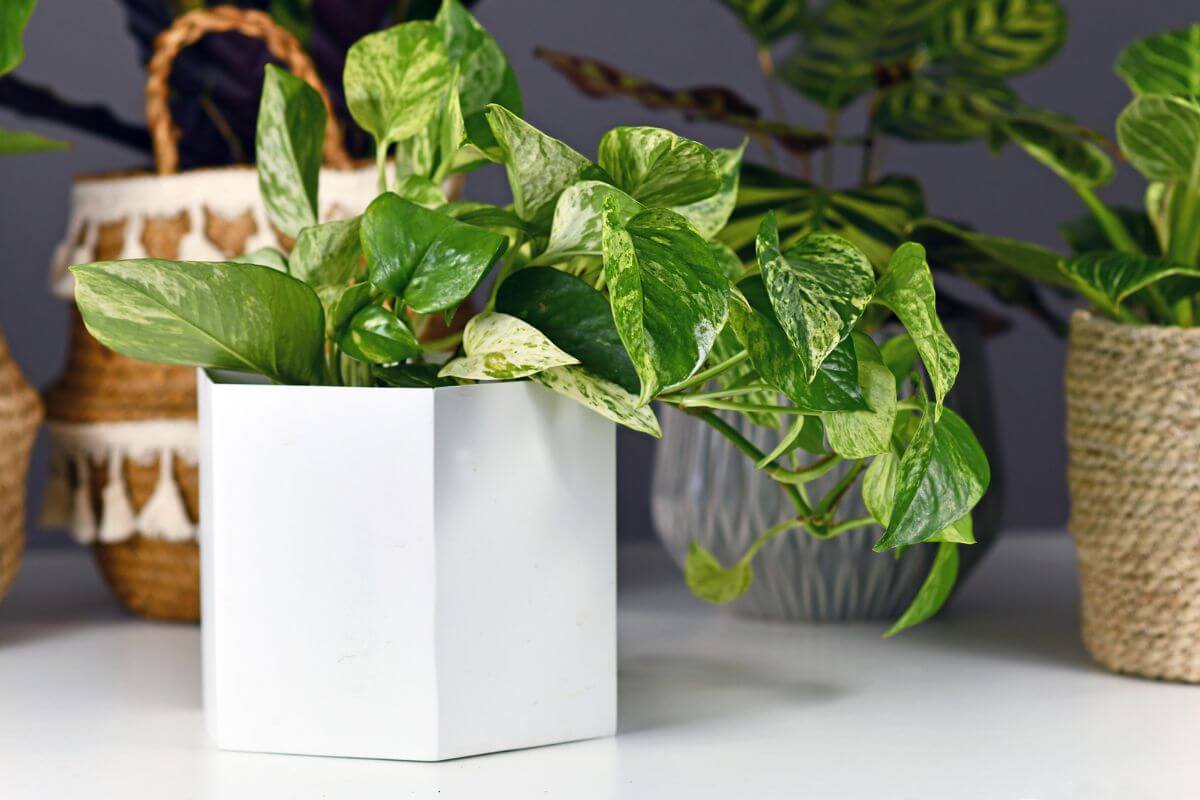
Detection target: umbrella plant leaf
<box><xmin>361</xmin><ymin>192</ymin><xmax>507</xmax><ymax>312</ymax></box>
<box><xmin>290</xmin><ymin>217</ymin><xmax>363</xmax><ymax>288</ymax></box>
<box><xmin>672</xmin><ymin>140</ymin><xmax>747</xmax><ymax>240</ymax></box>
<box><xmin>0</xmin><ymin>0</ymin><xmax>35</xmax><ymax>76</ymax></box>
<box><xmin>873</xmin><ymin>408</ymin><xmax>990</xmax><ymax>551</ymax></box>
<box><xmin>716</xmin><ymin>0</ymin><xmax>807</xmax><ymax>44</ymax></box>
<box><xmin>730</xmin><ymin>275</ymin><xmax>866</xmax><ymax>412</ymax></box>
<box><xmin>344</xmin><ymin>22</ymin><xmax>451</xmax><ymax>148</ymax></box>
<box><xmin>601</xmin><ymin>205</ymin><xmax>731</xmax><ymax>404</ymax></box>
<box><xmin>438</xmin><ymin>311</ymin><xmax>579</xmax><ymax>380</ymax></box>
<box><xmin>0</xmin><ymin>129</ymin><xmax>67</xmax><ymax>155</ymax></box>
<box><xmin>532</xmin><ymin>365</ymin><xmax>662</xmax><ymax>437</ymax></box>
<box><xmin>1003</xmin><ymin>117</ymin><xmax>1114</xmax><ymax>189</ymax></box>
<box><xmin>256</xmin><ymin>65</ymin><xmax>325</xmax><ymax>239</ymax></box>
<box><xmin>924</xmin><ymin>0</ymin><xmax>1066</xmax><ymax>78</ymax></box>
<box><xmin>1061</xmin><ymin>251</ymin><xmax>1200</xmax><ymax>318</ymax></box>
<box><xmin>756</xmin><ymin>214</ymin><xmax>875</xmax><ymax>381</ymax></box>
<box><xmin>872</xmin><ymin>242</ymin><xmax>959</xmax><ymax>415</ymax></box>
<box><xmin>533</xmin><ymin>181</ymin><xmax>644</xmax><ymax>265</ymax></box>
<box><xmin>684</xmin><ymin>540</ymin><xmax>753</xmax><ymax>603</ymax></box>
<box><xmin>71</xmin><ymin>259</ymin><xmax>325</xmax><ymax>386</ymax></box>
<box><xmin>1116</xmin><ymin>95</ymin><xmax>1200</xmax><ymax>184</ymax></box>
<box><xmin>340</xmin><ymin>305</ymin><xmax>422</xmax><ymax>364</ymax></box>
<box><xmin>822</xmin><ymin>333</ymin><xmax>896</xmax><ymax>459</ymax></box>
<box><xmin>884</xmin><ymin>542</ymin><xmax>959</xmax><ymax>637</ymax></box>
<box><xmin>486</xmin><ymin>104</ymin><xmax>607</xmax><ymax>226</ymax></box>
<box><xmin>495</xmin><ymin>266</ymin><xmax>639</xmax><ymax>393</ymax></box>
<box><xmin>597</xmin><ymin>126</ymin><xmax>722</xmax><ymax>207</ymax></box>
<box><xmin>1116</xmin><ymin>25</ymin><xmax>1200</xmax><ymax>98</ymax></box>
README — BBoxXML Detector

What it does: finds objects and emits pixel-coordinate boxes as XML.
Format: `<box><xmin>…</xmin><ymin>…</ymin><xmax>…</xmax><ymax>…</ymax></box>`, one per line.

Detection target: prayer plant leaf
<box><xmin>361</xmin><ymin>192</ymin><xmax>507</xmax><ymax>313</ymax></box>
<box><xmin>924</xmin><ymin>0</ymin><xmax>1067</xmax><ymax>78</ymax></box>
<box><xmin>684</xmin><ymin>541</ymin><xmax>753</xmax><ymax>604</ymax></box>
<box><xmin>256</xmin><ymin>65</ymin><xmax>325</xmax><ymax>239</ymax></box>
<box><xmin>874</xmin><ymin>73</ymin><xmax>1021</xmax><ymax>142</ymax></box>
<box><xmin>1061</xmin><ymin>252</ymin><xmax>1200</xmax><ymax>318</ymax></box>
<box><xmin>71</xmin><ymin>259</ymin><xmax>324</xmax><ymax>386</ymax></box>
<box><xmin>533</xmin><ymin>181</ymin><xmax>644</xmax><ymax>265</ymax></box>
<box><xmin>1115</xmin><ymin>25</ymin><xmax>1200</xmax><ymax>98</ymax></box>
<box><xmin>885</xmin><ymin>542</ymin><xmax>959</xmax><ymax>637</ymax></box>
<box><xmin>290</xmin><ymin>217</ymin><xmax>362</xmax><ymax>288</ymax></box>
<box><xmin>339</xmin><ymin>305</ymin><xmax>422</xmax><ymax>365</ymax></box>
<box><xmin>672</xmin><ymin>140</ymin><xmax>747</xmax><ymax>240</ymax></box>
<box><xmin>495</xmin><ymin>266</ymin><xmax>639</xmax><ymax>393</ymax></box>
<box><xmin>486</xmin><ymin>104</ymin><xmax>608</xmax><ymax>226</ymax></box>
<box><xmin>602</xmin><ymin>205</ymin><xmax>731</xmax><ymax>405</ymax></box>
<box><xmin>344</xmin><ymin>22</ymin><xmax>452</xmax><ymax>148</ymax></box>
<box><xmin>756</xmin><ymin>213</ymin><xmax>875</xmax><ymax>381</ymax></box>
<box><xmin>1116</xmin><ymin>95</ymin><xmax>1200</xmax><ymax>185</ymax></box>
<box><xmin>717</xmin><ymin>0</ymin><xmax>807</xmax><ymax>44</ymax></box>
<box><xmin>873</xmin><ymin>408</ymin><xmax>990</xmax><ymax>551</ymax></box>
<box><xmin>597</xmin><ymin>126</ymin><xmax>723</xmax><ymax>207</ymax></box>
<box><xmin>872</xmin><ymin>242</ymin><xmax>959</xmax><ymax>415</ymax></box>
<box><xmin>822</xmin><ymin>333</ymin><xmax>896</xmax><ymax>459</ymax></box>
<box><xmin>438</xmin><ymin>311</ymin><xmax>579</xmax><ymax>381</ymax></box>
<box><xmin>1003</xmin><ymin>117</ymin><xmax>1114</xmax><ymax>189</ymax></box>
<box><xmin>532</xmin><ymin>365</ymin><xmax>661</xmax><ymax>437</ymax></box>
<box><xmin>730</xmin><ymin>276</ymin><xmax>866</xmax><ymax>412</ymax></box>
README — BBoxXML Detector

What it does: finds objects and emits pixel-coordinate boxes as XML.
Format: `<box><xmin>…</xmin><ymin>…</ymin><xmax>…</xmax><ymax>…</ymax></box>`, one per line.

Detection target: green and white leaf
<box><xmin>864</xmin><ymin>449</ymin><xmax>975</xmax><ymax>544</ymax></box>
<box><xmin>532</xmin><ymin>364</ymin><xmax>661</xmax><ymax>437</ymax></box>
<box><xmin>822</xmin><ymin>333</ymin><xmax>896</xmax><ymax>459</ymax></box>
<box><xmin>392</xmin><ymin>77</ymin><xmax>466</xmax><ymax>184</ymax></box>
<box><xmin>317</xmin><ymin>281</ymin><xmax>372</xmax><ymax>338</ymax></box>
<box><xmin>439</xmin><ymin>311</ymin><xmax>579</xmax><ymax>380</ymax></box>
<box><xmin>1116</xmin><ymin>95</ymin><xmax>1200</xmax><ymax>184</ymax></box>
<box><xmin>1115</xmin><ymin>25</ymin><xmax>1200</xmax><ymax>98</ymax></box>
<box><xmin>885</xmin><ymin>542</ymin><xmax>959</xmax><ymax>636</ymax></box>
<box><xmin>672</xmin><ymin>140</ymin><xmax>747</xmax><ymax>240</ymax></box>
<box><xmin>874</xmin><ymin>73</ymin><xmax>1021</xmax><ymax>142</ymax></box>
<box><xmin>924</xmin><ymin>0</ymin><xmax>1066</xmax><ymax>78</ymax></box>
<box><xmin>71</xmin><ymin>259</ymin><xmax>325</xmax><ymax>385</ymax></box>
<box><xmin>290</xmin><ymin>217</ymin><xmax>362</xmax><ymax>288</ymax></box>
<box><xmin>339</xmin><ymin>305</ymin><xmax>422</xmax><ymax>364</ymax></box>
<box><xmin>1003</xmin><ymin>116</ymin><xmax>1114</xmax><ymax>189</ymax></box>
<box><xmin>255</xmin><ymin>65</ymin><xmax>325</xmax><ymax>239</ymax></box>
<box><xmin>684</xmin><ymin>540</ymin><xmax>753</xmax><ymax>603</ymax></box>
<box><xmin>597</xmin><ymin>126</ymin><xmax>722</xmax><ymax>207</ymax></box>
<box><xmin>533</xmin><ymin>181</ymin><xmax>643</xmax><ymax>265</ymax></box>
<box><xmin>1061</xmin><ymin>251</ymin><xmax>1200</xmax><ymax>318</ymax></box>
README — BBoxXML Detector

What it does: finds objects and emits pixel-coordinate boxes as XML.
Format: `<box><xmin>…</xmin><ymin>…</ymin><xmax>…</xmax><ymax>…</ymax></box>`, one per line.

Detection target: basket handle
<box><xmin>145</xmin><ymin>5</ymin><xmax>351</xmax><ymax>175</ymax></box>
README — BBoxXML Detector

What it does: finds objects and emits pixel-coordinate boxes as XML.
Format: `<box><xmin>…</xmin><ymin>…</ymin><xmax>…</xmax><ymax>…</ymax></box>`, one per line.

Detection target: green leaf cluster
<box><xmin>67</xmin><ymin>0</ymin><xmax>989</xmax><ymax>635</ymax></box>
<box><xmin>1</xmin><ymin>0</ymin><xmax>67</xmax><ymax>154</ymax></box>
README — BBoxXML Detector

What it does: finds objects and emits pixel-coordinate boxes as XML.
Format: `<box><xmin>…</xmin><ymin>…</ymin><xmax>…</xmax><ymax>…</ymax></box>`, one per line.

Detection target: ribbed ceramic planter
<box><xmin>1066</xmin><ymin>311</ymin><xmax>1200</xmax><ymax>682</ymax></box>
<box><xmin>651</xmin><ymin>318</ymin><xmax>1003</xmax><ymax>621</ymax></box>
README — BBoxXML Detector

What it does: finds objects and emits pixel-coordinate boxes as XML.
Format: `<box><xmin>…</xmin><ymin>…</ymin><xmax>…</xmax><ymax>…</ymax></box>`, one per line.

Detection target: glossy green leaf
<box><xmin>361</xmin><ymin>192</ymin><xmax>507</xmax><ymax>312</ymax></box>
<box><xmin>392</xmin><ymin>78</ymin><xmax>465</xmax><ymax>184</ymax></box>
<box><xmin>880</xmin><ymin>333</ymin><xmax>916</xmax><ymax>382</ymax></box>
<box><xmin>672</xmin><ymin>141</ymin><xmax>746</xmax><ymax>240</ymax></box>
<box><xmin>255</xmin><ymin>65</ymin><xmax>324</xmax><ymax>239</ymax></box>
<box><xmin>757</xmin><ymin>215</ymin><xmax>875</xmax><ymax>381</ymax></box>
<box><xmin>1117</xmin><ymin>95</ymin><xmax>1200</xmax><ymax>184</ymax></box>
<box><xmin>872</xmin><ymin>242</ymin><xmax>959</xmax><ymax>414</ymax></box>
<box><xmin>873</xmin><ymin>409</ymin><xmax>990</xmax><ymax>551</ymax></box>
<box><xmin>372</xmin><ymin>362</ymin><xmax>454</xmax><ymax>388</ymax></box>
<box><xmin>1116</xmin><ymin>25</ymin><xmax>1200</xmax><ymax>98</ymax></box>
<box><xmin>602</xmin><ymin>206</ymin><xmax>731</xmax><ymax>404</ymax></box>
<box><xmin>684</xmin><ymin>541</ymin><xmax>753</xmax><ymax>603</ymax></box>
<box><xmin>486</xmin><ymin>104</ymin><xmax>607</xmax><ymax>226</ymax></box>
<box><xmin>926</xmin><ymin>514</ymin><xmax>975</xmax><ymax>545</ymax></box>
<box><xmin>290</xmin><ymin>217</ymin><xmax>362</xmax><ymax>288</ymax></box>
<box><xmin>730</xmin><ymin>276</ymin><xmax>866</xmax><ymax>412</ymax></box>
<box><xmin>439</xmin><ymin>311</ymin><xmax>579</xmax><ymax>380</ymax></box>
<box><xmin>925</xmin><ymin>0</ymin><xmax>1066</xmax><ymax>78</ymax></box>
<box><xmin>232</xmin><ymin>247</ymin><xmax>289</xmax><ymax>273</ymax></box>
<box><xmin>822</xmin><ymin>333</ymin><xmax>896</xmax><ymax>459</ymax></box>
<box><xmin>717</xmin><ymin>0</ymin><xmax>807</xmax><ymax>44</ymax></box>
<box><xmin>1061</xmin><ymin>252</ymin><xmax>1200</xmax><ymax>318</ymax></box>
<box><xmin>340</xmin><ymin>305</ymin><xmax>422</xmax><ymax>364</ymax></box>
<box><xmin>532</xmin><ymin>365</ymin><xmax>661</xmax><ymax>437</ymax></box>
<box><xmin>317</xmin><ymin>282</ymin><xmax>372</xmax><ymax>338</ymax></box>
<box><xmin>495</xmin><ymin>266</ymin><xmax>639</xmax><ymax>393</ymax></box>
<box><xmin>395</xmin><ymin>174</ymin><xmax>448</xmax><ymax>208</ymax></box>
<box><xmin>0</xmin><ymin>129</ymin><xmax>67</xmax><ymax>154</ymax></box>
<box><xmin>875</xmin><ymin>74</ymin><xmax>1021</xmax><ymax>142</ymax></box>
<box><xmin>71</xmin><ymin>259</ymin><xmax>324</xmax><ymax>385</ymax></box>
<box><xmin>864</xmin><ymin>448</ymin><xmax>975</xmax><ymax>546</ymax></box>
<box><xmin>435</xmin><ymin>0</ymin><xmax>507</xmax><ymax>117</ymax></box>
<box><xmin>597</xmin><ymin>126</ymin><xmax>722</xmax><ymax>207</ymax></box>
<box><xmin>533</xmin><ymin>181</ymin><xmax>643</xmax><ymax>265</ymax></box>
<box><xmin>1003</xmin><ymin>117</ymin><xmax>1114</xmax><ymax>189</ymax></box>
<box><xmin>0</xmin><ymin>0</ymin><xmax>35</xmax><ymax>76</ymax></box>
<box><xmin>344</xmin><ymin>22</ymin><xmax>451</xmax><ymax>147</ymax></box>
<box><xmin>885</xmin><ymin>542</ymin><xmax>959</xmax><ymax>636</ymax></box>
<box><xmin>708</xmin><ymin>240</ymin><xmax>746</xmax><ymax>281</ymax></box>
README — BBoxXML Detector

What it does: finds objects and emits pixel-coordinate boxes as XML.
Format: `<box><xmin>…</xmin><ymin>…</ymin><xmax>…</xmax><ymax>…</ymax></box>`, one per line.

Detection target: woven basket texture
<box><xmin>0</xmin><ymin>332</ymin><xmax>43</xmax><ymax>603</ymax></box>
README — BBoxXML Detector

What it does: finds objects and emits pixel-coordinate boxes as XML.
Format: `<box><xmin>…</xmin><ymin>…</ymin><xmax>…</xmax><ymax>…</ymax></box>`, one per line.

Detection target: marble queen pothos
<box><xmin>68</xmin><ymin>0</ymin><xmax>989</xmax><ymax>634</ymax></box>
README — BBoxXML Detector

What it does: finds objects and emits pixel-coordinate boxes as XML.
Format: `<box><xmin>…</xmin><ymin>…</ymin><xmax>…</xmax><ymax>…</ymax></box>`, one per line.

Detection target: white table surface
<box><xmin>1</xmin><ymin>533</ymin><xmax>1197</xmax><ymax>800</ymax></box>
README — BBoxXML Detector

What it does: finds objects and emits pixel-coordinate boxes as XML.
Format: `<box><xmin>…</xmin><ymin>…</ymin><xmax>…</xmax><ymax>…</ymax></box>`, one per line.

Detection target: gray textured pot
<box><xmin>651</xmin><ymin>318</ymin><xmax>1004</xmax><ymax>621</ymax></box>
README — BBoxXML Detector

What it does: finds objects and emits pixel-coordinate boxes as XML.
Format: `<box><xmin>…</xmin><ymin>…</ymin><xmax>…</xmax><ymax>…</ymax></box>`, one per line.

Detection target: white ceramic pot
<box><xmin>197</xmin><ymin>370</ymin><xmax>617</xmax><ymax>761</ymax></box>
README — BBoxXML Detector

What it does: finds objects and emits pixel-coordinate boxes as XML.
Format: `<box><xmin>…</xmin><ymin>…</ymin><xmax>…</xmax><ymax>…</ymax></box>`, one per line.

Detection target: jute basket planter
<box><xmin>0</xmin><ymin>331</ymin><xmax>42</xmax><ymax>603</ymax></box>
<box><xmin>41</xmin><ymin>7</ymin><xmax>374</xmax><ymax>621</ymax></box>
<box><xmin>1066</xmin><ymin>310</ymin><xmax>1200</xmax><ymax>682</ymax></box>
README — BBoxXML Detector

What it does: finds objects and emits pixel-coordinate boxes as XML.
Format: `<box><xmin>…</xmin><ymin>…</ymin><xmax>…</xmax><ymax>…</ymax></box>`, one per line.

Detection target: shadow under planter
<box><xmin>651</xmin><ymin>316</ymin><xmax>1004</xmax><ymax>621</ymax></box>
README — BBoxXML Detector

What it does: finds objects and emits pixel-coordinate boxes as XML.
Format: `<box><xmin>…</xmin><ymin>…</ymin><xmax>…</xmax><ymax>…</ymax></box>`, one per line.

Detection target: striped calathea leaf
<box><xmin>438</xmin><ymin>311</ymin><xmax>579</xmax><ymax>380</ymax></box>
<box><xmin>923</xmin><ymin>0</ymin><xmax>1066</xmax><ymax>78</ymax></box>
<box><xmin>716</xmin><ymin>0</ymin><xmax>809</xmax><ymax>45</ymax></box>
<box><xmin>1115</xmin><ymin>25</ymin><xmax>1200</xmax><ymax>98</ymax></box>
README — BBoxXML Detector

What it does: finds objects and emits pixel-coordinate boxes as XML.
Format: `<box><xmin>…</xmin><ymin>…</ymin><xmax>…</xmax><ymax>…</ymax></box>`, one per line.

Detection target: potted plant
<box><xmin>70</xmin><ymin>6</ymin><xmax>990</xmax><ymax>759</ymax></box>
<box><xmin>916</xmin><ymin>24</ymin><xmax>1200</xmax><ymax>682</ymax></box>
<box><xmin>538</xmin><ymin>0</ymin><xmax>1074</xmax><ymax>619</ymax></box>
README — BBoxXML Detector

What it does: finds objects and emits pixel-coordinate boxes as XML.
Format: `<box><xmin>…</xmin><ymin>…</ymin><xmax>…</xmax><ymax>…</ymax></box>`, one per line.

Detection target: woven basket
<box><xmin>42</xmin><ymin>7</ymin><xmax>373</xmax><ymax>622</ymax></box>
<box><xmin>0</xmin><ymin>331</ymin><xmax>42</xmax><ymax>603</ymax></box>
<box><xmin>1066</xmin><ymin>310</ymin><xmax>1200</xmax><ymax>682</ymax></box>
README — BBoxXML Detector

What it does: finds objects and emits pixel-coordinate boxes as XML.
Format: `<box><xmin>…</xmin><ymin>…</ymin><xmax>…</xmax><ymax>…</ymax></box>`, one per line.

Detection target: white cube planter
<box><xmin>197</xmin><ymin>370</ymin><xmax>616</xmax><ymax>761</ymax></box>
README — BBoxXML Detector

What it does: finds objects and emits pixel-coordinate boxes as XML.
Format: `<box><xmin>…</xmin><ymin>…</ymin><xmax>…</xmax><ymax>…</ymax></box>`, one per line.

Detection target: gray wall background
<box><xmin>2</xmin><ymin>0</ymin><xmax>1194</xmax><ymax>547</ymax></box>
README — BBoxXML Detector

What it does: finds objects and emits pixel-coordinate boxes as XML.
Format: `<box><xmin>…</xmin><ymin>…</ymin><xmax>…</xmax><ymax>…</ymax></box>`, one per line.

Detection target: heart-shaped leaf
<box><xmin>438</xmin><ymin>311</ymin><xmax>579</xmax><ymax>380</ymax></box>
<box><xmin>685</xmin><ymin>540</ymin><xmax>753</xmax><ymax>604</ymax></box>
<box><xmin>884</xmin><ymin>542</ymin><xmax>959</xmax><ymax>637</ymax></box>
<box><xmin>71</xmin><ymin>259</ymin><xmax>324</xmax><ymax>385</ymax></box>
<box><xmin>318</xmin><ymin>282</ymin><xmax>373</xmax><ymax>338</ymax></box>
<box><xmin>757</xmin><ymin>214</ymin><xmax>875</xmax><ymax>381</ymax></box>
<box><xmin>822</xmin><ymin>333</ymin><xmax>896</xmax><ymax>459</ymax></box>
<box><xmin>672</xmin><ymin>140</ymin><xmax>746</xmax><ymax>240</ymax></box>
<box><xmin>597</xmin><ymin>126</ymin><xmax>722</xmax><ymax>207</ymax></box>
<box><xmin>256</xmin><ymin>65</ymin><xmax>325</xmax><ymax>239</ymax></box>
<box><xmin>290</xmin><ymin>217</ymin><xmax>362</xmax><ymax>288</ymax></box>
<box><xmin>532</xmin><ymin>364</ymin><xmax>661</xmax><ymax>437</ymax></box>
<box><xmin>533</xmin><ymin>181</ymin><xmax>643</xmax><ymax>265</ymax></box>
<box><xmin>340</xmin><ymin>305</ymin><xmax>422</xmax><ymax>364</ymax></box>
<box><xmin>1116</xmin><ymin>25</ymin><xmax>1200</xmax><ymax>98</ymax></box>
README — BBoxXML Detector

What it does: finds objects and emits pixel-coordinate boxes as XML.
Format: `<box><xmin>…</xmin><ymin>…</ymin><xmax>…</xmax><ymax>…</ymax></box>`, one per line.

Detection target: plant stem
<box><xmin>1076</xmin><ymin>185</ymin><xmax>1140</xmax><ymax>254</ymax></box>
<box><xmin>673</xmin><ymin>385</ymin><xmax>772</xmax><ymax>403</ymax></box>
<box><xmin>674</xmin><ymin>399</ymin><xmax>807</xmax><ymax>414</ymax></box>
<box><xmin>665</xmin><ymin>351</ymin><xmax>749</xmax><ymax>394</ymax></box>
<box><xmin>375</xmin><ymin>141</ymin><xmax>390</xmax><ymax>193</ymax></box>
<box><xmin>814</xmin><ymin>461</ymin><xmax>866</xmax><ymax>520</ymax></box>
<box><xmin>692</xmin><ymin>409</ymin><xmax>813</xmax><ymax>517</ymax></box>
<box><xmin>814</xmin><ymin>516</ymin><xmax>877</xmax><ymax>539</ymax></box>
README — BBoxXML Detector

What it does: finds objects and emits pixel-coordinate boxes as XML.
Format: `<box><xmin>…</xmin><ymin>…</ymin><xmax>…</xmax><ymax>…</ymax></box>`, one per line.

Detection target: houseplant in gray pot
<box><xmin>541</xmin><ymin>0</ymin><xmax>1072</xmax><ymax>619</ymax></box>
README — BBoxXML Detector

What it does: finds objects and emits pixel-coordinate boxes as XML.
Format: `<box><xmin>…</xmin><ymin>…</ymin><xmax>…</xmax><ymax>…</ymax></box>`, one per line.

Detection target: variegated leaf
<box><xmin>438</xmin><ymin>311</ymin><xmax>579</xmax><ymax>381</ymax></box>
<box><xmin>255</xmin><ymin>65</ymin><xmax>324</xmax><ymax>239</ymax></box>
<box><xmin>597</xmin><ymin>126</ymin><xmax>722</xmax><ymax>207</ymax></box>
<box><xmin>822</xmin><ymin>333</ymin><xmax>896</xmax><ymax>459</ymax></box>
<box><xmin>533</xmin><ymin>181</ymin><xmax>644</xmax><ymax>265</ymax></box>
<box><xmin>672</xmin><ymin>140</ymin><xmax>747</xmax><ymax>240</ymax></box>
<box><xmin>925</xmin><ymin>0</ymin><xmax>1066</xmax><ymax>78</ymax></box>
<box><xmin>1116</xmin><ymin>25</ymin><xmax>1200</xmax><ymax>98</ymax></box>
<box><xmin>532</xmin><ymin>364</ymin><xmax>662</xmax><ymax>437</ymax></box>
